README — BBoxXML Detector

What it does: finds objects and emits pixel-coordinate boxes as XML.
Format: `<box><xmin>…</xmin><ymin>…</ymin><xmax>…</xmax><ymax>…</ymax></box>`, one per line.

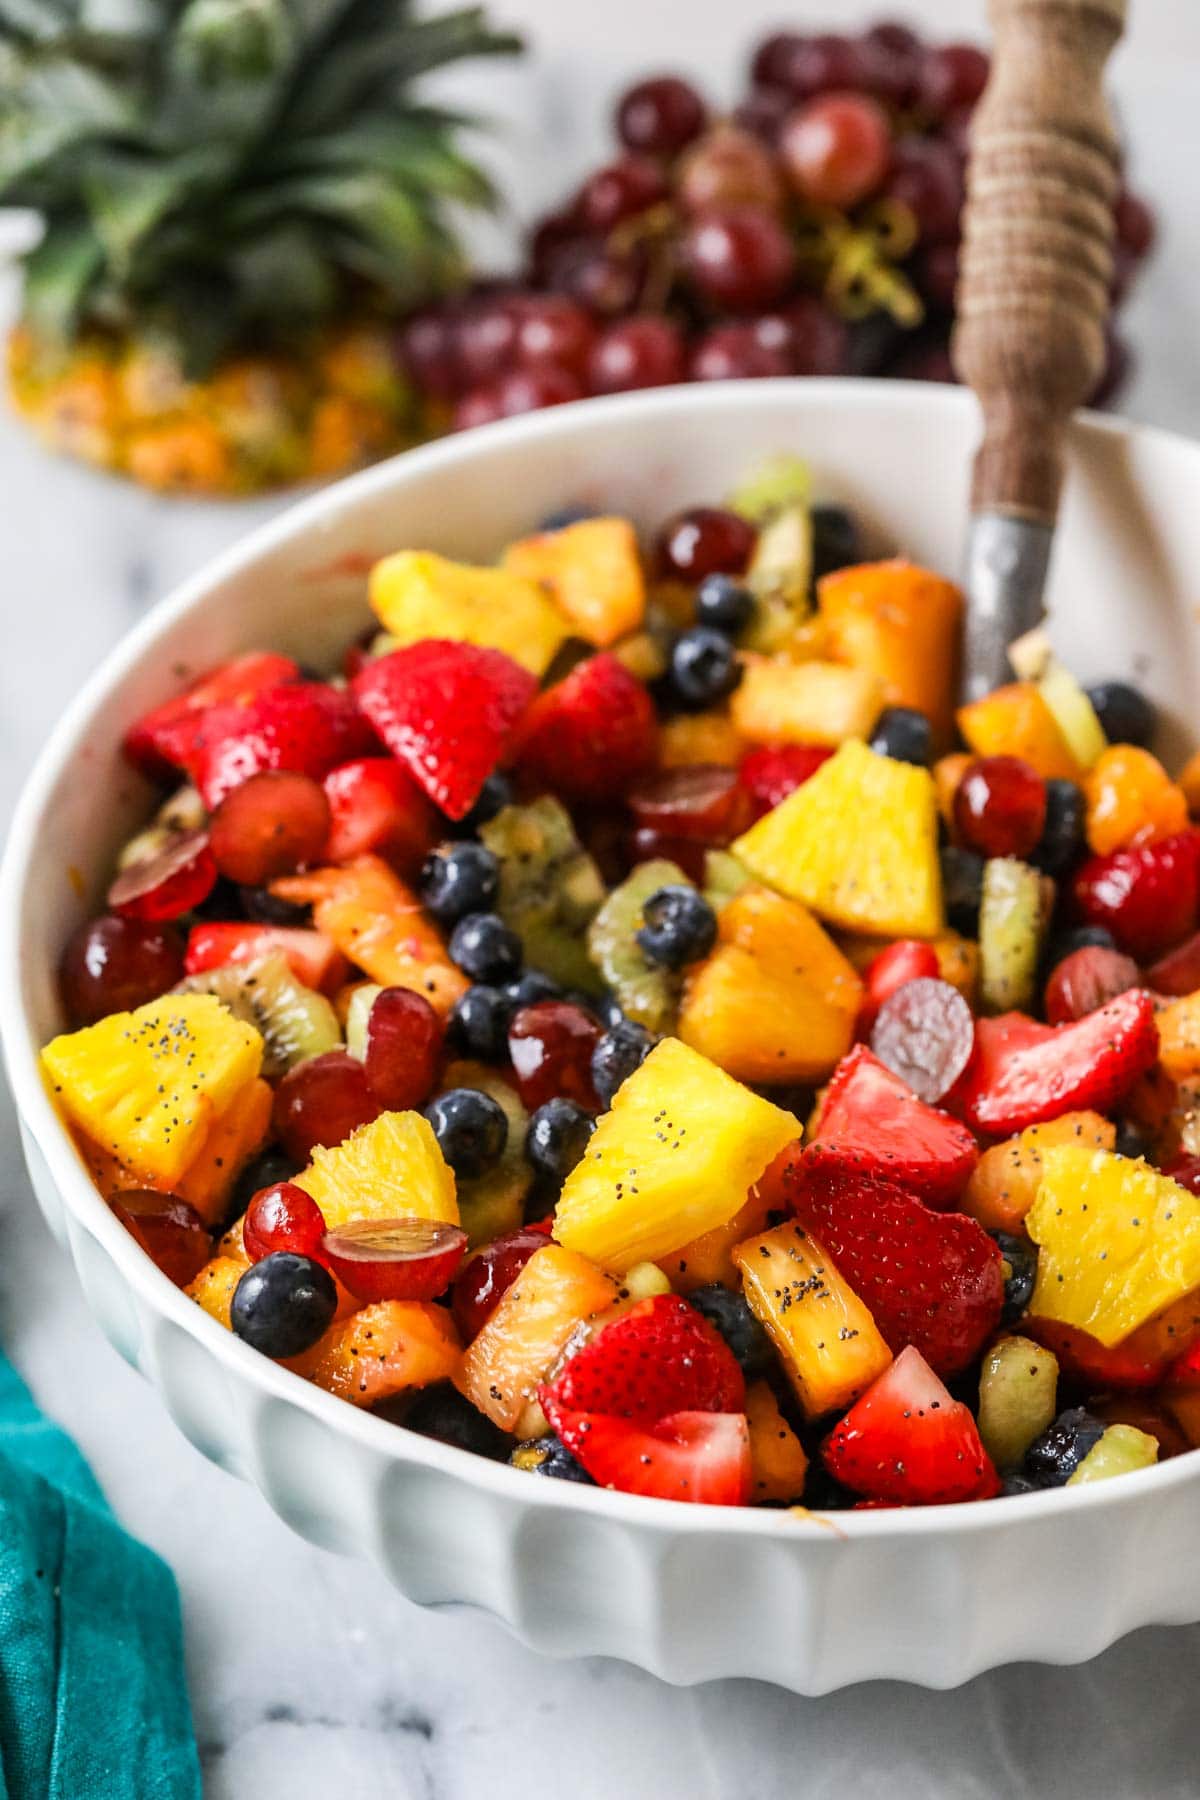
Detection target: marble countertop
<box><xmin>6</xmin><ymin>5</ymin><xmax>1200</xmax><ymax>1793</ymax></box>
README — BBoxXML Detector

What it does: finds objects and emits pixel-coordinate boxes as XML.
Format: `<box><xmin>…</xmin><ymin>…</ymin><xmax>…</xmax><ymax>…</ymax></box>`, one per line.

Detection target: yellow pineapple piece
<box><xmin>455</xmin><ymin>1244</ymin><xmax>619</xmax><ymax>1430</ymax></box>
<box><xmin>1155</xmin><ymin>993</ymin><xmax>1200</xmax><ymax>1081</ymax></box>
<box><xmin>504</xmin><ymin>517</ymin><xmax>646</xmax><ymax>647</ymax></box>
<box><xmin>176</xmin><ymin>1078</ymin><xmax>273</xmax><ymax>1225</ymax></box>
<box><xmin>554</xmin><ymin>1038</ymin><xmax>800</xmax><ymax>1272</ymax></box>
<box><xmin>1027</xmin><ymin>1147</ymin><xmax>1200</xmax><ymax>1346</ymax></box>
<box><xmin>733</xmin><ymin>1220</ymin><xmax>892</xmax><ymax>1419</ymax></box>
<box><xmin>294</xmin><ymin>1109</ymin><xmax>458</xmax><ymax>1232</ymax></box>
<box><xmin>368</xmin><ymin>549</ymin><xmax>568</xmax><ymax>676</ymax></box>
<box><xmin>963</xmin><ymin>1111</ymin><xmax>1116</xmax><ymax>1235</ymax></box>
<box><xmin>42</xmin><ymin>994</ymin><xmax>262</xmax><ymax>1188</ymax></box>
<box><xmin>655</xmin><ymin>1189</ymin><xmax>774</xmax><ymax>1292</ymax></box>
<box><xmin>291</xmin><ymin>1301</ymin><xmax>460</xmax><ymax>1406</ymax></box>
<box><xmin>679</xmin><ymin>884</ymin><xmax>861</xmax><ymax>1084</ymax></box>
<box><xmin>746</xmin><ymin>1378</ymin><xmax>809</xmax><ymax>1503</ymax></box>
<box><xmin>731</xmin><ymin>655</ymin><xmax>883</xmax><ymax>748</ymax></box>
<box><xmin>733</xmin><ymin>738</ymin><xmax>943</xmax><ymax>938</ymax></box>
<box><xmin>658</xmin><ymin>710</ymin><xmax>746</xmax><ymax>768</ymax></box>
<box><xmin>187</xmin><ymin>1257</ymin><xmax>246</xmax><ymax>1331</ymax></box>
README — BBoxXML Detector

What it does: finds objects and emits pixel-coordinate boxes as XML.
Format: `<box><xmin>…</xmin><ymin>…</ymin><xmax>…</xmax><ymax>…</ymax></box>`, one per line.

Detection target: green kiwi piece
<box><xmin>480</xmin><ymin>797</ymin><xmax>606</xmax><ymax>992</ymax></box>
<box><xmin>704</xmin><ymin>849</ymin><xmax>752</xmax><ymax>912</ymax></box>
<box><xmin>979</xmin><ymin>857</ymin><xmax>1045</xmax><ymax>1014</ymax></box>
<box><xmin>588</xmin><ymin>857</ymin><xmax>688</xmax><ymax>1034</ymax></box>
<box><xmin>177</xmin><ymin>951</ymin><xmax>340</xmax><ymax>1079</ymax></box>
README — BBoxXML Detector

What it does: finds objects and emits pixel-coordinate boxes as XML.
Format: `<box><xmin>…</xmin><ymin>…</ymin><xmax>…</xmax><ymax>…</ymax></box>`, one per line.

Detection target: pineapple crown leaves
<box><xmin>0</xmin><ymin>0</ymin><xmax>521</xmax><ymax>361</ymax></box>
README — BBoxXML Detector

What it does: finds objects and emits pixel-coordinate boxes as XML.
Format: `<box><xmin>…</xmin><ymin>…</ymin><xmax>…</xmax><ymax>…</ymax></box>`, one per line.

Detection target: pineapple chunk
<box><xmin>1038</xmin><ymin>662</ymin><xmax>1108</xmax><ymax>771</ymax></box>
<box><xmin>957</xmin><ymin>681</ymin><xmax>1082</xmax><ymax>781</ymax></box>
<box><xmin>746</xmin><ymin>1378</ymin><xmax>809</xmax><ymax>1503</ymax></box>
<box><xmin>733</xmin><ymin>1220</ymin><xmax>892</xmax><ymax>1418</ymax></box>
<box><xmin>504</xmin><ymin>517</ymin><xmax>645</xmax><ymax>647</ymax></box>
<box><xmin>294</xmin><ymin>1110</ymin><xmax>458</xmax><ymax>1231</ymax></box>
<box><xmin>42</xmin><ymin>993</ymin><xmax>262</xmax><ymax>1187</ymax></box>
<box><xmin>187</xmin><ymin>1256</ymin><xmax>247</xmax><ymax>1330</ymax></box>
<box><xmin>731</xmin><ymin>655</ymin><xmax>883</xmax><ymax>748</ymax></box>
<box><xmin>963</xmin><ymin>1111</ymin><xmax>1116</xmax><ymax>1235</ymax></box>
<box><xmin>1154</xmin><ymin>993</ymin><xmax>1200</xmax><ymax>1081</ymax></box>
<box><xmin>1027</xmin><ymin>1147</ymin><xmax>1200</xmax><ymax>1346</ymax></box>
<box><xmin>368</xmin><ymin>549</ymin><xmax>568</xmax><ymax>676</ymax></box>
<box><xmin>455</xmin><ymin>1244</ymin><xmax>618</xmax><ymax>1430</ymax></box>
<box><xmin>1066</xmin><ymin>1423</ymin><xmax>1158</xmax><ymax>1485</ymax></box>
<box><xmin>655</xmin><ymin>1189</ymin><xmax>773</xmax><ymax>1292</ymax></box>
<box><xmin>733</xmin><ymin>738</ymin><xmax>943</xmax><ymax>938</ymax></box>
<box><xmin>553</xmin><ymin>1038</ymin><xmax>800</xmax><ymax>1272</ymax></box>
<box><xmin>818</xmin><ymin>558</ymin><xmax>963</xmax><ymax>749</ymax></box>
<box><xmin>658</xmin><ymin>710</ymin><xmax>746</xmax><ymax>768</ymax></box>
<box><xmin>679</xmin><ymin>884</ymin><xmax>862</xmax><ymax>1084</ymax></box>
<box><xmin>291</xmin><ymin>1300</ymin><xmax>460</xmax><ymax>1406</ymax></box>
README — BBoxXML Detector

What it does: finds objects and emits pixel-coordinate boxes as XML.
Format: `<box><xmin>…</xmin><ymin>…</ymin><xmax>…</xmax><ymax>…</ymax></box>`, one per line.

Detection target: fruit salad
<box><xmin>42</xmin><ymin>462</ymin><xmax>1200</xmax><ymax>1510</ymax></box>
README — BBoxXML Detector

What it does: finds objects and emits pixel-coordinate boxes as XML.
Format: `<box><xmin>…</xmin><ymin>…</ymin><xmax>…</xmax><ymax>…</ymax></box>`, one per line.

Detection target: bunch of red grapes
<box><xmin>399</xmin><ymin>21</ymin><xmax>1156</xmax><ymax>427</ymax></box>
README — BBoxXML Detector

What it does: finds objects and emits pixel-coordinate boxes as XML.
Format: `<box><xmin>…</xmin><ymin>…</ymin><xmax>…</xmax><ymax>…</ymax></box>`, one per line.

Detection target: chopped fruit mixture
<box><xmin>47</xmin><ymin>457</ymin><xmax>1200</xmax><ymax>1510</ymax></box>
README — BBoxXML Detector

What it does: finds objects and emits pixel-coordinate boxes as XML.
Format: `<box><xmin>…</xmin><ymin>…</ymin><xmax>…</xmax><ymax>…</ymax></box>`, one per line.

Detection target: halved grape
<box><xmin>870</xmin><ymin>977</ymin><xmax>975</xmax><ymax>1104</ymax></box>
<box><xmin>322</xmin><ymin>1217</ymin><xmax>468</xmax><ymax>1303</ymax></box>
<box><xmin>107</xmin><ymin>830</ymin><xmax>217</xmax><ymax>922</ymax></box>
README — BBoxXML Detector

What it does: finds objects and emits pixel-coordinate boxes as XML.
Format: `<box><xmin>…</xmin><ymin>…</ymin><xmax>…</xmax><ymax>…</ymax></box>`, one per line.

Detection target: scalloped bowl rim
<box><xmin>4</xmin><ymin>377</ymin><xmax>1200</xmax><ymax>1549</ymax></box>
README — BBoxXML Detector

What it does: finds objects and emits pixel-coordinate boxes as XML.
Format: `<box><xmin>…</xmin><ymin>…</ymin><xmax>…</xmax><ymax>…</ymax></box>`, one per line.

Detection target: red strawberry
<box><xmin>1043</xmin><ymin>944</ymin><xmax>1141</xmax><ymax>1025</ymax></box>
<box><xmin>738</xmin><ymin>743</ymin><xmax>832</xmax><ymax>817</ymax></box>
<box><xmin>322</xmin><ymin>757</ymin><xmax>436</xmax><ymax>873</ymax></box>
<box><xmin>542</xmin><ymin>1294</ymin><xmax>745</xmax><ymax>1423</ymax></box>
<box><xmin>951</xmin><ymin>990</ymin><xmax>1158</xmax><ymax>1136</ymax></box>
<box><xmin>353</xmin><ymin>641</ymin><xmax>536</xmax><ymax>820</ymax></box>
<box><xmin>1072</xmin><ymin>831</ymin><xmax>1200</xmax><ymax>961</ymax></box>
<box><xmin>123</xmin><ymin>651</ymin><xmax>300</xmax><ymax>778</ymax></box>
<box><xmin>805</xmin><ymin>1045</ymin><xmax>979</xmax><ymax>1207</ymax></box>
<box><xmin>184</xmin><ymin>922</ymin><xmax>348</xmax><ymax>992</ymax></box>
<box><xmin>546</xmin><ymin>1406</ymin><xmax>752</xmax><ymax>1505</ymax></box>
<box><xmin>513</xmin><ymin>654</ymin><xmax>657</xmax><ymax>803</ymax></box>
<box><xmin>857</xmin><ymin>938</ymin><xmax>941</xmax><ymax>1036</ymax></box>
<box><xmin>194</xmin><ymin>684</ymin><xmax>377</xmax><ymax>810</ymax></box>
<box><xmin>1023</xmin><ymin>1318</ymin><xmax>1166</xmax><ymax>1393</ymax></box>
<box><xmin>823</xmin><ymin>1346</ymin><xmax>1000</xmax><ymax>1505</ymax></box>
<box><xmin>1146</xmin><ymin>929</ymin><xmax>1200</xmax><ymax>997</ymax></box>
<box><xmin>782</xmin><ymin>1156</ymin><xmax>1003</xmax><ymax>1376</ymax></box>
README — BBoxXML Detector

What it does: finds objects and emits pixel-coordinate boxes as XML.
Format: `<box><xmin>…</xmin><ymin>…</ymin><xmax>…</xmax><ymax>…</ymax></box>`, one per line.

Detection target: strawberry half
<box><xmin>184</xmin><ymin>922</ymin><xmax>348</xmax><ymax>992</ymax></box>
<box><xmin>193</xmin><ymin>684</ymin><xmax>377</xmax><ymax>810</ymax></box>
<box><xmin>123</xmin><ymin>651</ymin><xmax>300</xmax><ymax>778</ymax></box>
<box><xmin>951</xmin><ymin>989</ymin><xmax>1158</xmax><ymax>1136</ymax></box>
<box><xmin>513</xmin><ymin>653</ymin><xmax>657</xmax><ymax>803</ymax></box>
<box><xmin>823</xmin><ymin>1345</ymin><xmax>1000</xmax><ymax>1505</ymax></box>
<box><xmin>1072</xmin><ymin>831</ymin><xmax>1200</xmax><ymax>961</ymax></box>
<box><xmin>353</xmin><ymin>641</ymin><xmax>536</xmax><ymax>820</ymax></box>
<box><xmin>738</xmin><ymin>743</ymin><xmax>832</xmax><ymax>817</ymax></box>
<box><xmin>805</xmin><ymin>1045</ymin><xmax>979</xmax><ymax>1207</ymax></box>
<box><xmin>546</xmin><ymin>1405</ymin><xmax>752</xmax><ymax>1505</ymax></box>
<box><xmin>542</xmin><ymin>1294</ymin><xmax>745</xmax><ymax>1423</ymax></box>
<box><xmin>782</xmin><ymin>1156</ymin><xmax>1003</xmax><ymax>1377</ymax></box>
<box><xmin>857</xmin><ymin>938</ymin><xmax>941</xmax><ymax>1037</ymax></box>
<box><xmin>322</xmin><ymin>757</ymin><xmax>437</xmax><ymax>874</ymax></box>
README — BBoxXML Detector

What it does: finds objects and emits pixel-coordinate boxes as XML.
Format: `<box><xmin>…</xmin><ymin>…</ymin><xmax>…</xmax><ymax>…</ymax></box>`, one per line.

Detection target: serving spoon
<box><xmin>953</xmin><ymin>0</ymin><xmax>1127</xmax><ymax>701</ymax></box>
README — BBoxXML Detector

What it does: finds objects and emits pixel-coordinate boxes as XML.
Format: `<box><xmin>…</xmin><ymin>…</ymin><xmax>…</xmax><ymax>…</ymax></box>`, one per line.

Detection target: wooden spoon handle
<box><xmin>952</xmin><ymin>0</ymin><xmax>1127</xmax><ymax>523</ymax></box>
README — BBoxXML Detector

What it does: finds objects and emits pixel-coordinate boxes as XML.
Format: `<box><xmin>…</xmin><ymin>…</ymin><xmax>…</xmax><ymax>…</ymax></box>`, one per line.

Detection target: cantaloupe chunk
<box><xmin>1154</xmin><ymin>993</ymin><xmax>1200</xmax><ymax>1080</ymax></box>
<box><xmin>731</xmin><ymin>655</ymin><xmax>883</xmax><ymax>748</ymax></box>
<box><xmin>658</xmin><ymin>710</ymin><xmax>746</xmax><ymax>768</ymax></box>
<box><xmin>504</xmin><ymin>516</ymin><xmax>646</xmax><ymax>647</ymax></box>
<box><xmin>957</xmin><ymin>682</ymin><xmax>1082</xmax><ymax>781</ymax></box>
<box><xmin>369</xmin><ymin>549</ymin><xmax>568</xmax><ymax>675</ymax></box>
<box><xmin>746</xmin><ymin>1378</ymin><xmax>809</xmax><ymax>1503</ymax></box>
<box><xmin>819</xmin><ymin>558</ymin><xmax>963</xmax><ymax>749</ymax></box>
<box><xmin>291</xmin><ymin>1300</ymin><xmax>460</xmax><ymax>1405</ymax></box>
<box><xmin>293</xmin><ymin>1109</ymin><xmax>458</xmax><ymax>1231</ymax></box>
<box><xmin>963</xmin><ymin>1111</ymin><xmax>1116</xmax><ymax>1235</ymax></box>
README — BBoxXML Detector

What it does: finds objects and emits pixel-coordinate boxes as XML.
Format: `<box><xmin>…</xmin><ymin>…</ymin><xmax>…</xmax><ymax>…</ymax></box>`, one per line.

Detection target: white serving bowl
<box><xmin>7</xmin><ymin>380</ymin><xmax>1200</xmax><ymax>1694</ymax></box>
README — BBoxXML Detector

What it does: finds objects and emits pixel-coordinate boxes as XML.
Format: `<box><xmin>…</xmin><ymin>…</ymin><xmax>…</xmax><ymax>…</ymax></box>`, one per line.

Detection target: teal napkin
<box><xmin>0</xmin><ymin>1352</ymin><xmax>201</xmax><ymax>1799</ymax></box>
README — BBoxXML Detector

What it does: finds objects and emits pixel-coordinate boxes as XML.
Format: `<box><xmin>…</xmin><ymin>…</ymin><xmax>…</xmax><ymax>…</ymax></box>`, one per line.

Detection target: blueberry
<box><xmin>1086</xmin><ymin>680</ymin><xmax>1156</xmax><ymax>749</ymax></box>
<box><xmin>448</xmin><ymin>911</ymin><xmax>523</xmax><ymax>983</ymax></box>
<box><xmin>594</xmin><ymin>990</ymin><xmax>628</xmax><ymax>1030</ymax></box>
<box><xmin>989</xmin><ymin>1231</ymin><xmax>1039</xmax><ymax>1326</ymax></box>
<box><xmin>940</xmin><ymin>845</ymin><xmax>985</xmax><ymax>935</ymax></box>
<box><xmin>1032</xmin><ymin>778</ymin><xmax>1085</xmax><ymax>876</ymax></box>
<box><xmin>1001</xmin><ymin>1470</ymin><xmax>1042</xmax><ymax>1497</ymax></box>
<box><xmin>447</xmin><ymin>984</ymin><xmax>511</xmax><ymax>1062</ymax></box>
<box><xmin>802</xmin><ymin>1463</ymin><xmax>857</xmax><ymax>1511</ymax></box>
<box><xmin>539</xmin><ymin>503</ymin><xmax>598</xmax><ymax>532</ymax></box>
<box><xmin>1042</xmin><ymin>923</ymin><xmax>1116</xmax><ymax>976</ymax></box>
<box><xmin>526</xmin><ymin>1097</ymin><xmax>595</xmax><ymax>1184</ymax></box>
<box><xmin>404</xmin><ymin>1385</ymin><xmax>511</xmax><ymax>1459</ymax></box>
<box><xmin>1022</xmin><ymin>1406</ymin><xmax>1106</xmax><ymax>1488</ymax></box>
<box><xmin>421</xmin><ymin>843</ymin><xmax>501</xmax><ymax>926</ymax></box>
<box><xmin>591</xmin><ymin>1018</ymin><xmax>655</xmax><ymax>1107</ymax></box>
<box><xmin>869</xmin><ymin>706</ymin><xmax>933</xmax><ymax>767</ymax></box>
<box><xmin>445</xmin><ymin>772</ymin><xmax>515</xmax><ymax>838</ymax></box>
<box><xmin>688</xmin><ymin>1284</ymin><xmax>772</xmax><ymax>1378</ymax></box>
<box><xmin>231</xmin><ymin>1253</ymin><xmax>337</xmax><ymax>1358</ymax></box>
<box><xmin>238</xmin><ymin>885</ymin><xmax>311</xmax><ymax>926</ymax></box>
<box><xmin>810</xmin><ymin>503</ymin><xmax>861</xmax><ymax>583</ymax></box>
<box><xmin>670</xmin><ymin>627</ymin><xmax>743</xmax><ymax>710</ymax></box>
<box><xmin>226</xmin><ymin>1149</ymin><xmax>298</xmax><ymax>1228</ymax></box>
<box><xmin>512</xmin><ymin>1434</ymin><xmax>595</xmax><ymax>1483</ymax></box>
<box><xmin>423</xmin><ymin>1086</ymin><xmax>509</xmax><ymax>1178</ymax></box>
<box><xmin>1115</xmin><ymin>1118</ymin><xmax>1151</xmax><ymax>1161</ymax></box>
<box><xmin>695</xmin><ymin>573</ymin><xmax>755</xmax><ymax>637</ymax></box>
<box><xmin>637</xmin><ymin>884</ymin><xmax>717</xmax><ymax>969</ymax></box>
<box><xmin>503</xmin><ymin>970</ymin><xmax>562</xmax><ymax>1011</ymax></box>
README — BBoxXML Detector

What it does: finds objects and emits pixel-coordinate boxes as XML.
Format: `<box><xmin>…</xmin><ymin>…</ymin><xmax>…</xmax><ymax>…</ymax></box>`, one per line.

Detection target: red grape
<box><xmin>454</xmin><ymin>300</ymin><xmax>519</xmax><ymax>385</ymax></box>
<box><xmin>528</xmin><ymin>211</ymin><xmax>585</xmax><ymax>282</ymax></box>
<box><xmin>60</xmin><ymin>914</ymin><xmax>185</xmax><ymax>1024</ymax></box>
<box><xmin>588</xmin><ymin>316</ymin><xmax>686</xmax><ymax>393</ymax></box>
<box><xmin>495</xmin><ymin>366</ymin><xmax>585</xmax><ymax>416</ymax></box>
<box><xmin>690</xmin><ymin>320</ymin><xmax>792</xmax><ymax>381</ymax></box>
<box><xmin>1146</xmin><ymin>931</ymin><xmax>1200</xmax><ymax>996</ymax></box>
<box><xmin>750</xmin><ymin>31</ymin><xmax>806</xmax><ymax>89</ymax></box>
<box><xmin>918</xmin><ymin>43</ymin><xmax>990</xmax><ymax>119</ymax></box>
<box><xmin>1071</xmin><ymin>833</ymin><xmax>1200</xmax><ymax>961</ymax></box>
<box><xmin>272</xmin><ymin>1050</ymin><xmax>380</xmax><ymax>1164</ymax></box>
<box><xmin>1043</xmin><ymin>946</ymin><xmax>1141</xmax><ymax>1026</ymax></box>
<box><xmin>549</xmin><ymin>242</ymin><xmax>646</xmax><ymax>316</ymax></box>
<box><xmin>1163</xmin><ymin>1156</ymin><xmax>1200</xmax><ymax>1197</ymax></box>
<box><xmin>676</xmin><ymin>123</ymin><xmax>785</xmax><ymax>215</ymax></box>
<box><xmin>322</xmin><ymin>1217</ymin><xmax>467</xmax><ymax>1303</ymax></box>
<box><xmin>452</xmin><ymin>386</ymin><xmax>505</xmax><ymax>431</ymax></box>
<box><xmin>243</xmin><ymin>1181</ymin><xmax>328</xmax><ymax>1262</ymax></box>
<box><xmin>616</xmin><ymin>75</ymin><xmax>707</xmax><ymax>155</ymax></box>
<box><xmin>626</xmin><ymin>828</ymin><xmax>709</xmax><ymax>884</ymax></box>
<box><xmin>858</xmin><ymin>938</ymin><xmax>941</xmax><ymax>1035</ymax></box>
<box><xmin>450</xmin><ymin>1223</ymin><xmax>553</xmax><ymax>1339</ymax></box>
<box><xmin>576</xmin><ymin>156</ymin><xmax>669</xmax><ymax>232</ymax></box>
<box><xmin>954</xmin><ymin>756</ymin><xmax>1047</xmax><ymax>859</ymax></box>
<box><xmin>860</xmin><ymin>20</ymin><xmax>923</xmax><ymax>105</ymax></box>
<box><xmin>681</xmin><ymin>206</ymin><xmax>796</xmax><ymax>311</ymax></box>
<box><xmin>111</xmin><ymin>1189</ymin><xmax>211</xmax><ymax>1287</ymax></box>
<box><xmin>508</xmin><ymin>1000</ymin><xmax>601</xmax><ymax>1111</ymax></box>
<box><xmin>779</xmin><ymin>294</ymin><xmax>850</xmax><ymax>375</ymax></box>
<box><xmin>779</xmin><ymin>92</ymin><xmax>892</xmax><ymax>209</ymax></box>
<box><xmin>656</xmin><ymin>506</ymin><xmax>756</xmax><ymax>580</ymax></box>
<box><xmin>870</xmin><ymin>977</ymin><xmax>976</xmax><ymax>1104</ymax></box>
<box><xmin>107</xmin><ymin>829</ymin><xmax>217</xmax><ymax>923</ymax></box>
<box><xmin>398</xmin><ymin>307</ymin><xmax>463</xmax><ymax>401</ymax></box>
<box><xmin>1115</xmin><ymin>190</ymin><xmax>1156</xmax><ymax>259</ymax></box>
<box><xmin>772</xmin><ymin>32</ymin><xmax>871</xmax><ymax>99</ymax></box>
<box><xmin>628</xmin><ymin>764</ymin><xmax>752</xmax><ymax>844</ymax></box>
<box><xmin>884</xmin><ymin>137</ymin><xmax>963</xmax><ymax>243</ymax></box>
<box><xmin>732</xmin><ymin>86</ymin><xmax>793</xmax><ymax>147</ymax></box>
<box><xmin>513</xmin><ymin>296</ymin><xmax>596</xmax><ymax>376</ymax></box>
<box><xmin>208</xmin><ymin>770</ymin><xmax>330</xmax><ymax>887</ymax></box>
<box><xmin>889</xmin><ymin>341</ymin><xmax>957</xmax><ymax>384</ymax></box>
<box><xmin>917</xmin><ymin>241</ymin><xmax>960</xmax><ymax>311</ymax></box>
<box><xmin>363</xmin><ymin>986</ymin><xmax>444</xmax><ymax>1111</ymax></box>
